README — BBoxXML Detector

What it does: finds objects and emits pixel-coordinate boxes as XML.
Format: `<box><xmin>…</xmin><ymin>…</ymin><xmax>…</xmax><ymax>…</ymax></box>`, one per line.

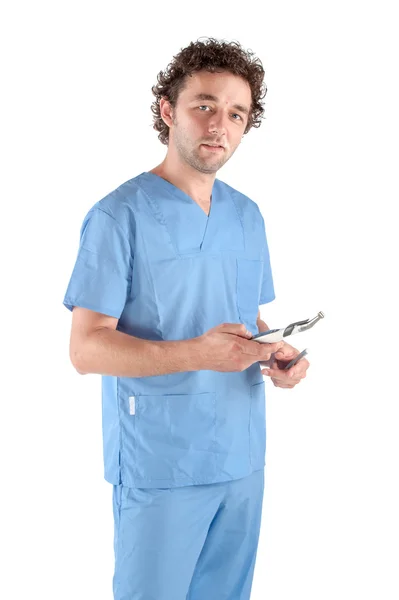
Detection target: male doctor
<box><xmin>64</xmin><ymin>37</ymin><xmax>310</xmax><ymax>600</ymax></box>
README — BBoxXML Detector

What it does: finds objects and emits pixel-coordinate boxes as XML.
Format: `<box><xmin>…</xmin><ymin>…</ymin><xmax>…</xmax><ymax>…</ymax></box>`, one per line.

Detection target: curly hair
<box><xmin>150</xmin><ymin>37</ymin><xmax>267</xmax><ymax>146</ymax></box>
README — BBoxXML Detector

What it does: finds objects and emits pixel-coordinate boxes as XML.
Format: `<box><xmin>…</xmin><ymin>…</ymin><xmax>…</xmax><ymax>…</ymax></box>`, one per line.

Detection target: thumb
<box><xmin>218</xmin><ymin>322</ymin><xmax>253</xmax><ymax>339</ymax></box>
<box><xmin>275</xmin><ymin>348</ymin><xmax>296</xmax><ymax>359</ymax></box>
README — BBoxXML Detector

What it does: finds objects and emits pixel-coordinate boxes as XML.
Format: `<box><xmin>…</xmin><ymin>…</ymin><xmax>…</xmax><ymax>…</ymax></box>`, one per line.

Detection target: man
<box><xmin>63</xmin><ymin>37</ymin><xmax>309</xmax><ymax>600</ymax></box>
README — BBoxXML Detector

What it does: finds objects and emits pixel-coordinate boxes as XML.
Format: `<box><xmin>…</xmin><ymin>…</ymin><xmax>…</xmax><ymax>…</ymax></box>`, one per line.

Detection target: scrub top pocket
<box><xmin>236</xmin><ymin>258</ymin><xmax>263</xmax><ymax>332</ymax></box>
<box><xmin>129</xmin><ymin>392</ymin><xmax>217</xmax><ymax>485</ymax></box>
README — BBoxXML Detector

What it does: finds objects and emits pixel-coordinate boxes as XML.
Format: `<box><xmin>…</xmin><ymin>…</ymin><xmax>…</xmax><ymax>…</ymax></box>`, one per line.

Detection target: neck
<box><xmin>149</xmin><ymin>153</ymin><xmax>216</xmax><ymax>207</ymax></box>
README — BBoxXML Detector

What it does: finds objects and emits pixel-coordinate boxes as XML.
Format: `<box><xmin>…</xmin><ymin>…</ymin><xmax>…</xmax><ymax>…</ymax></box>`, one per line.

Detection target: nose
<box><xmin>207</xmin><ymin>109</ymin><xmax>228</xmax><ymax>136</ymax></box>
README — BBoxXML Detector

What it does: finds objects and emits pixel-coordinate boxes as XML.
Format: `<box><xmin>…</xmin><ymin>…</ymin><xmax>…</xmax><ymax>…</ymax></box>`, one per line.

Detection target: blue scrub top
<box><xmin>63</xmin><ymin>172</ymin><xmax>276</xmax><ymax>488</ymax></box>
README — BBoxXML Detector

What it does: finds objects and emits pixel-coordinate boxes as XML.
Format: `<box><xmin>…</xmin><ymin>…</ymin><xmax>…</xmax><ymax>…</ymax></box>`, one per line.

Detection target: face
<box><xmin>165</xmin><ymin>70</ymin><xmax>251</xmax><ymax>174</ymax></box>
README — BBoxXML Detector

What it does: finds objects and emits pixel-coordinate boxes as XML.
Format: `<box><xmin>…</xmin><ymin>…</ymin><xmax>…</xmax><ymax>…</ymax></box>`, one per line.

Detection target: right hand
<box><xmin>195</xmin><ymin>322</ymin><xmax>284</xmax><ymax>373</ymax></box>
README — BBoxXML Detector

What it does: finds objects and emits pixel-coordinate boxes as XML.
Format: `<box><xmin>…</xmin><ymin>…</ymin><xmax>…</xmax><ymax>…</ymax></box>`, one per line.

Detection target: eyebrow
<box><xmin>192</xmin><ymin>93</ymin><xmax>250</xmax><ymax>116</ymax></box>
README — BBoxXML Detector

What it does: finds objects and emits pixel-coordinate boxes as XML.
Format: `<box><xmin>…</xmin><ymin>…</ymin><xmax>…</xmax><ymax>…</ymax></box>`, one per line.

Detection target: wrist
<box><xmin>186</xmin><ymin>336</ymin><xmax>206</xmax><ymax>371</ymax></box>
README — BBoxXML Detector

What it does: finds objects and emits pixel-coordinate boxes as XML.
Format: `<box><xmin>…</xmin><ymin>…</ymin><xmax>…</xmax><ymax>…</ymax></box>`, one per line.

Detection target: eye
<box><xmin>231</xmin><ymin>113</ymin><xmax>242</xmax><ymax>121</ymax></box>
<box><xmin>198</xmin><ymin>105</ymin><xmax>211</xmax><ymax>111</ymax></box>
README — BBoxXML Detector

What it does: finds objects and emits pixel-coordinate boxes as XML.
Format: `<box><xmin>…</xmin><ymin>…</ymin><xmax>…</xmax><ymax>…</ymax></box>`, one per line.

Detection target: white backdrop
<box><xmin>1</xmin><ymin>1</ymin><xmax>398</xmax><ymax>598</ymax></box>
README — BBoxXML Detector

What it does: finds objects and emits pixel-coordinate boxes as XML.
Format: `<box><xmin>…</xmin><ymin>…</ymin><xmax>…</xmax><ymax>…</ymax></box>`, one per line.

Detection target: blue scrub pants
<box><xmin>112</xmin><ymin>468</ymin><xmax>265</xmax><ymax>600</ymax></box>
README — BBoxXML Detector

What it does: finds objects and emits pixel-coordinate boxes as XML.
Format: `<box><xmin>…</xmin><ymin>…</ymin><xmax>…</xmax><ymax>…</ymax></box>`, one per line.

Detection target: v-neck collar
<box><xmin>135</xmin><ymin>171</ymin><xmax>244</xmax><ymax>255</ymax></box>
<box><xmin>143</xmin><ymin>171</ymin><xmax>214</xmax><ymax>219</ymax></box>
<box><xmin>136</xmin><ymin>171</ymin><xmax>221</xmax><ymax>253</ymax></box>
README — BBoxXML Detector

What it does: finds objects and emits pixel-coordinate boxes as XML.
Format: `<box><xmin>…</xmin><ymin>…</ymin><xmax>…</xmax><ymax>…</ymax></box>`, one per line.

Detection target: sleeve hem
<box><xmin>62</xmin><ymin>298</ymin><xmax>121</xmax><ymax>319</ymax></box>
<box><xmin>259</xmin><ymin>294</ymin><xmax>276</xmax><ymax>305</ymax></box>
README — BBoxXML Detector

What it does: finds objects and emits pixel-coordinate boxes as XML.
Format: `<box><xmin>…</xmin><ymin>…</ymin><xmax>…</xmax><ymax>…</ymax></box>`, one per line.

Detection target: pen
<box><xmin>283</xmin><ymin>348</ymin><xmax>308</xmax><ymax>370</ymax></box>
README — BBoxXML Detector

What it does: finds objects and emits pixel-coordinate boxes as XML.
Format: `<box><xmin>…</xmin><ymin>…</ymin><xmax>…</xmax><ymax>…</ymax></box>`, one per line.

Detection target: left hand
<box><xmin>260</xmin><ymin>341</ymin><xmax>310</xmax><ymax>388</ymax></box>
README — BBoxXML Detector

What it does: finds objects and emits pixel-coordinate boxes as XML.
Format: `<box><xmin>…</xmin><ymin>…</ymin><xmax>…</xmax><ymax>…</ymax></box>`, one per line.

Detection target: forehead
<box><xmin>179</xmin><ymin>70</ymin><xmax>252</xmax><ymax>108</ymax></box>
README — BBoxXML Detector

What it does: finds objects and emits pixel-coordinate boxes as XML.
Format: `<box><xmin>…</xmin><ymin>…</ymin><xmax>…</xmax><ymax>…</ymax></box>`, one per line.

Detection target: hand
<box><xmin>260</xmin><ymin>341</ymin><xmax>310</xmax><ymax>388</ymax></box>
<box><xmin>195</xmin><ymin>322</ymin><xmax>284</xmax><ymax>373</ymax></box>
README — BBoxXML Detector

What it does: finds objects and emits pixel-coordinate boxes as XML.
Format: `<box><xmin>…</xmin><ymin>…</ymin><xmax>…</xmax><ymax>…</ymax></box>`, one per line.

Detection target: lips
<box><xmin>201</xmin><ymin>143</ymin><xmax>225</xmax><ymax>149</ymax></box>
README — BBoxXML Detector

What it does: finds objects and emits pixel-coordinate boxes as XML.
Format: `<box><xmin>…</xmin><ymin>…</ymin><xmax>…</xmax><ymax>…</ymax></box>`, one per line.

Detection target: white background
<box><xmin>1</xmin><ymin>1</ymin><xmax>398</xmax><ymax>598</ymax></box>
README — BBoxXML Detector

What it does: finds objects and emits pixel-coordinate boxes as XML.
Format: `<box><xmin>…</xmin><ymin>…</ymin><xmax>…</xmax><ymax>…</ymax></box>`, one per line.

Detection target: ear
<box><xmin>159</xmin><ymin>97</ymin><xmax>174</xmax><ymax>128</ymax></box>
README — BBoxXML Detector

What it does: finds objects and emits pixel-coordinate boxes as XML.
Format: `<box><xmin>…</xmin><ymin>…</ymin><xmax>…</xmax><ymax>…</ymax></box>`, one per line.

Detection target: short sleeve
<box><xmin>259</xmin><ymin>212</ymin><xmax>276</xmax><ymax>305</ymax></box>
<box><xmin>62</xmin><ymin>207</ymin><xmax>133</xmax><ymax>319</ymax></box>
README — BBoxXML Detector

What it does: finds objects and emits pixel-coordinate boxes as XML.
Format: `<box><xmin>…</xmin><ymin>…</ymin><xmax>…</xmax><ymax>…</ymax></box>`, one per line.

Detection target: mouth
<box><xmin>201</xmin><ymin>143</ymin><xmax>225</xmax><ymax>152</ymax></box>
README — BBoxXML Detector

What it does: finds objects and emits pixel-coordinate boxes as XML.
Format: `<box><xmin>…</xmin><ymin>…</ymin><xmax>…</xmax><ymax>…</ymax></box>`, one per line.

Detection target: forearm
<box><xmin>75</xmin><ymin>327</ymin><xmax>201</xmax><ymax>377</ymax></box>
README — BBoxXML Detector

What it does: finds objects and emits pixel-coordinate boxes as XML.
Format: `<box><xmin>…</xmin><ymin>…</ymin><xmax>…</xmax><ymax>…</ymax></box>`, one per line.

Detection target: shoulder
<box><xmin>81</xmin><ymin>174</ymin><xmax>146</xmax><ymax>239</ymax></box>
<box><xmin>215</xmin><ymin>177</ymin><xmax>264</xmax><ymax>227</ymax></box>
<box><xmin>215</xmin><ymin>178</ymin><xmax>270</xmax><ymax>252</ymax></box>
<box><xmin>216</xmin><ymin>178</ymin><xmax>262</xmax><ymax>215</ymax></box>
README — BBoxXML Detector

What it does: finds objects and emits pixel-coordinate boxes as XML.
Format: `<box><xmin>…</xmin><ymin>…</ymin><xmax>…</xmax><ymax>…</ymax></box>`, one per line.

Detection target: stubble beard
<box><xmin>172</xmin><ymin>119</ymin><xmax>233</xmax><ymax>175</ymax></box>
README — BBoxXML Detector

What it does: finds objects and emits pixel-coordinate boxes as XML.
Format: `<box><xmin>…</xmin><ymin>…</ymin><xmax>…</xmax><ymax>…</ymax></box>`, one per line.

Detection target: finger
<box><xmin>263</xmin><ymin>341</ymin><xmax>285</xmax><ymax>352</ymax></box>
<box><xmin>252</xmin><ymin>341</ymin><xmax>284</xmax><ymax>358</ymax></box>
<box><xmin>260</xmin><ymin>342</ymin><xmax>285</xmax><ymax>356</ymax></box>
<box><xmin>277</xmin><ymin>368</ymin><xmax>298</xmax><ymax>379</ymax></box>
<box><xmin>223</xmin><ymin>323</ymin><xmax>255</xmax><ymax>339</ymax></box>
<box><xmin>269</xmin><ymin>375</ymin><xmax>303</xmax><ymax>387</ymax></box>
<box><xmin>275</xmin><ymin>350</ymin><xmax>296</xmax><ymax>359</ymax></box>
<box><xmin>286</xmin><ymin>365</ymin><xmax>309</xmax><ymax>379</ymax></box>
<box><xmin>289</xmin><ymin>364</ymin><xmax>308</xmax><ymax>378</ymax></box>
<box><xmin>262</xmin><ymin>368</ymin><xmax>302</xmax><ymax>382</ymax></box>
<box><xmin>290</xmin><ymin>359</ymin><xmax>310</xmax><ymax>372</ymax></box>
<box><xmin>272</xmin><ymin>382</ymin><xmax>296</xmax><ymax>388</ymax></box>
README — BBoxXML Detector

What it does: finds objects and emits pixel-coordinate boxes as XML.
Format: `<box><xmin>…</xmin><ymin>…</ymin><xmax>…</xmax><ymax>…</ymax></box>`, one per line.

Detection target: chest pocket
<box><xmin>236</xmin><ymin>258</ymin><xmax>263</xmax><ymax>333</ymax></box>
